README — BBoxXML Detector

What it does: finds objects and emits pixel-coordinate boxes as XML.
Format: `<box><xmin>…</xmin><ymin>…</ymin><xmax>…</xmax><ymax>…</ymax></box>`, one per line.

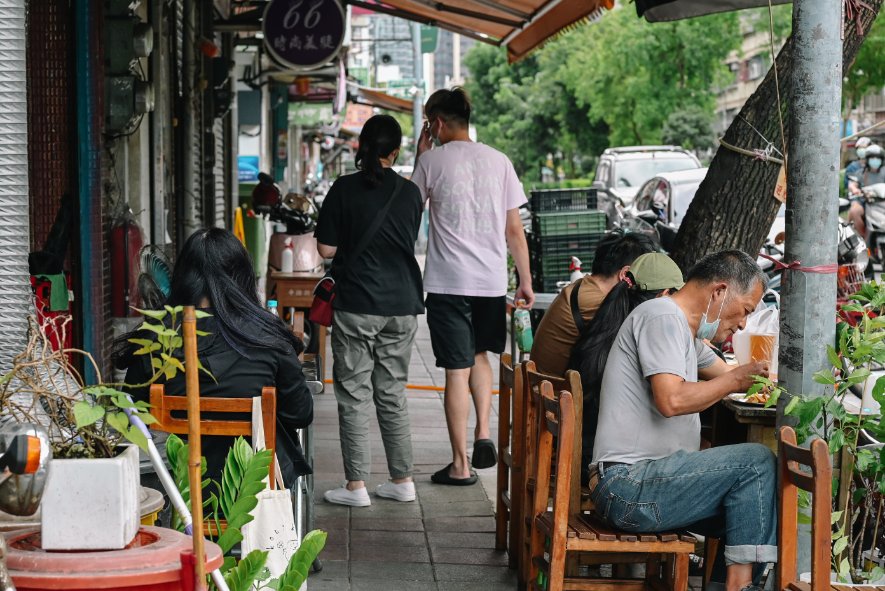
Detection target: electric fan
<box><xmin>137</xmin><ymin>245</ymin><xmax>173</xmax><ymax>309</ymax></box>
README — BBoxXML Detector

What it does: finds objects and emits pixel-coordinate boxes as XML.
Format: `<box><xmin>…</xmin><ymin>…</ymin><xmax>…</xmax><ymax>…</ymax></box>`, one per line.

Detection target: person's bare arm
<box><xmin>505</xmin><ymin>208</ymin><xmax>534</xmax><ymax>308</ymax></box>
<box><xmin>650</xmin><ymin>361</ymin><xmax>769</xmax><ymax>417</ymax></box>
<box><xmin>317</xmin><ymin>242</ymin><xmax>337</xmax><ymax>259</ymax></box>
<box><xmin>698</xmin><ymin>355</ymin><xmax>732</xmax><ymax>380</ymax></box>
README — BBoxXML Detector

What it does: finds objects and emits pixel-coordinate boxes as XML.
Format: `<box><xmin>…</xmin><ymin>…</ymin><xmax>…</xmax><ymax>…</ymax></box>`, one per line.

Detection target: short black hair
<box><xmin>424</xmin><ymin>87</ymin><xmax>471</xmax><ymax>127</ymax></box>
<box><xmin>686</xmin><ymin>250</ymin><xmax>767</xmax><ymax>294</ymax></box>
<box><xmin>590</xmin><ymin>232</ymin><xmax>658</xmax><ymax>277</ymax></box>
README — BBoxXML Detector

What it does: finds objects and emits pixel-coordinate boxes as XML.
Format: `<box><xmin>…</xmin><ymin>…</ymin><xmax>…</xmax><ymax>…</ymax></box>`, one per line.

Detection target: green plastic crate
<box><xmin>532</xmin><ymin>210</ymin><xmax>606</xmax><ymax>237</ymax></box>
<box><xmin>532</xmin><ymin>251</ymin><xmax>596</xmax><ymax>279</ymax></box>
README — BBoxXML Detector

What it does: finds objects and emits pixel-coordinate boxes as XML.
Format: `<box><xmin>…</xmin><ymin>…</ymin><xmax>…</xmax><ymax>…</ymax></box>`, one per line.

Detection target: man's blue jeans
<box><xmin>590</xmin><ymin>444</ymin><xmax>778</xmax><ymax>566</ymax></box>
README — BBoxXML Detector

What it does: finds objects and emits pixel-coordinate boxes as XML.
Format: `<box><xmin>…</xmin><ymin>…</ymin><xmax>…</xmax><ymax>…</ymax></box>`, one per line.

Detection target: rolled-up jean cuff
<box><xmin>724</xmin><ymin>544</ymin><xmax>778</xmax><ymax>565</ymax></box>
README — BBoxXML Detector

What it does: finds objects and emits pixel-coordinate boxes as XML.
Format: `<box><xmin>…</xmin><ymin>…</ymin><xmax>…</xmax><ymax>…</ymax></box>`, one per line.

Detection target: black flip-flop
<box><xmin>471</xmin><ymin>439</ymin><xmax>498</xmax><ymax>469</ymax></box>
<box><xmin>431</xmin><ymin>463</ymin><xmax>478</xmax><ymax>486</ymax></box>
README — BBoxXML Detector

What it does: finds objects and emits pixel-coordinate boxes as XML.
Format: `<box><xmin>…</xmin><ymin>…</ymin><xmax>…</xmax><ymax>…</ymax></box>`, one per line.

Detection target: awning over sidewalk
<box><xmin>352</xmin><ymin>87</ymin><xmax>413</xmax><ymax>114</ymax></box>
<box><xmin>635</xmin><ymin>0</ymin><xmax>790</xmax><ymax>21</ymax></box>
<box><xmin>348</xmin><ymin>0</ymin><xmax>611</xmax><ymax>62</ymax></box>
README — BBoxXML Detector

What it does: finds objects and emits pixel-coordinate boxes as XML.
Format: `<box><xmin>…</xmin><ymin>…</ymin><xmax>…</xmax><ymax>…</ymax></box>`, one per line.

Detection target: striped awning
<box><xmin>348</xmin><ymin>0</ymin><xmax>612</xmax><ymax>62</ymax></box>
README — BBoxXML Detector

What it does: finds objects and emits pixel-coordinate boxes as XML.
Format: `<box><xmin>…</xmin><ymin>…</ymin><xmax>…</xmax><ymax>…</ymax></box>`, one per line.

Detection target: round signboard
<box><xmin>262</xmin><ymin>0</ymin><xmax>345</xmax><ymax>71</ymax></box>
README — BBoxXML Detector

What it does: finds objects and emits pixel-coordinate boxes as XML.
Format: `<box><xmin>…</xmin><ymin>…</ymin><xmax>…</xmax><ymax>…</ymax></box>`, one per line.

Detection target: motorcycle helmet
<box><xmin>866</xmin><ymin>144</ymin><xmax>883</xmax><ymax>171</ymax></box>
<box><xmin>251</xmin><ymin>172</ymin><xmax>282</xmax><ymax>214</ymax></box>
<box><xmin>856</xmin><ymin>136</ymin><xmax>872</xmax><ymax>159</ymax></box>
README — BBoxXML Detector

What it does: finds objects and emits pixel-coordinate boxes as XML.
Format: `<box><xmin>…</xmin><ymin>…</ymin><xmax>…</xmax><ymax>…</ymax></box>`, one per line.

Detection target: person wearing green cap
<box><xmin>570</xmin><ymin>252</ymin><xmax>685</xmax><ymax>484</ymax></box>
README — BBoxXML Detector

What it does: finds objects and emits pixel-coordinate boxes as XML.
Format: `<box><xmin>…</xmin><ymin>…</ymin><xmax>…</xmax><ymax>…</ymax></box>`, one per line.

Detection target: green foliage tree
<box><xmin>464</xmin><ymin>44</ymin><xmax>607</xmax><ymax>182</ymax></box>
<box><xmin>662</xmin><ymin>107</ymin><xmax>716</xmax><ymax>152</ymax></box>
<box><xmin>559</xmin><ymin>7</ymin><xmax>741</xmax><ymax>146</ymax></box>
<box><xmin>843</xmin><ymin>12</ymin><xmax>885</xmax><ymax>127</ymax></box>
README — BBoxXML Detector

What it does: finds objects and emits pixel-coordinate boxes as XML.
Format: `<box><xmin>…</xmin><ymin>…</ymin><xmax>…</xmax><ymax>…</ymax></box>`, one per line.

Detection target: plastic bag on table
<box><xmin>732</xmin><ymin>295</ymin><xmax>779</xmax><ymax>380</ymax></box>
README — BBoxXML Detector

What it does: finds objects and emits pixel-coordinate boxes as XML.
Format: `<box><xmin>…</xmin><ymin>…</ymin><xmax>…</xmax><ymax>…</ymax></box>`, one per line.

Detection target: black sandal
<box><xmin>430</xmin><ymin>463</ymin><xmax>478</xmax><ymax>486</ymax></box>
<box><xmin>471</xmin><ymin>439</ymin><xmax>498</xmax><ymax>469</ymax></box>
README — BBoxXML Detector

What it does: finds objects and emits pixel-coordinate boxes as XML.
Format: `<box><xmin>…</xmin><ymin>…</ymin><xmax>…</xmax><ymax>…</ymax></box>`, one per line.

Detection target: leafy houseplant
<box><xmin>0</xmin><ymin>306</ymin><xmax>207</xmax><ymax>550</ymax></box>
<box><xmin>165</xmin><ymin>433</ymin><xmax>326</xmax><ymax>591</ymax></box>
<box><xmin>753</xmin><ymin>281</ymin><xmax>885</xmax><ymax>584</ymax></box>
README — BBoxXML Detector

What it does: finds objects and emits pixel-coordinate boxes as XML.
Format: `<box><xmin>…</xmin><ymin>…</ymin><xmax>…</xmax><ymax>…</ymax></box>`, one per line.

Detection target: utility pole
<box><xmin>411</xmin><ymin>22</ymin><xmax>423</xmax><ymax>149</ymax></box>
<box><xmin>779</xmin><ymin>0</ymin><xmax>842</xmax><ymax>403</ymax></box>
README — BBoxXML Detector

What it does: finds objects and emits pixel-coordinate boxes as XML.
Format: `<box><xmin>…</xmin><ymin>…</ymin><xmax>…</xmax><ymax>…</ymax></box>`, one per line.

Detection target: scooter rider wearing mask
<box><xmin>845</xmin><ymin>137</ymin><xmax>871</xmax><ymax>188</ymax></box>
<box><xmin>848</xmin><ymin>143</ymin><xmax>885</xmax><ymax>238</ymax></box>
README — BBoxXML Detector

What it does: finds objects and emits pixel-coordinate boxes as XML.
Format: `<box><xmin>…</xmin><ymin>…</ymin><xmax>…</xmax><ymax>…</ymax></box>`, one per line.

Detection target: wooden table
<box><xmin>271</xmin><ymin>271</ymin><xmax>327</xmax><ymax>359</ymax></box>
<box><xmin>710</xmin><ymin>397</ymin><xmax>777</xmax><ymax>452</ymax></box>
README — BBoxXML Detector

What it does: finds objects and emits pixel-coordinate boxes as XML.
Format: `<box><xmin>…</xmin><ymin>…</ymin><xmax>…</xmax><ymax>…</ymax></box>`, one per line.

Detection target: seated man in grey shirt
<box><xmin>590</xmin><ymin>250</ymin><xmax>774</xmax><ymax>591</ymax></box>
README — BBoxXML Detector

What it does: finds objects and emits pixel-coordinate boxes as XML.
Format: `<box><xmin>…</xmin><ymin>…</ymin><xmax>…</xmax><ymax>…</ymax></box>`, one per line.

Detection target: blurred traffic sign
<box><xmin>421</xmin><ymin>26</ymin><xmax>438</xmax><ymax>53</ymax></box>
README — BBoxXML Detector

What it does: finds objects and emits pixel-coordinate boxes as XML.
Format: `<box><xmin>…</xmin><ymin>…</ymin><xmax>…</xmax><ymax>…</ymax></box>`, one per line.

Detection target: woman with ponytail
<box><xmin>315</xmin><ymin>114</ymin><xmax>424</xmax><ymax>507</ymax></box>
<box><xmin>569</xmin><ymin>252</ymin><xmax>684</xmax><ymax>484</ymax></box>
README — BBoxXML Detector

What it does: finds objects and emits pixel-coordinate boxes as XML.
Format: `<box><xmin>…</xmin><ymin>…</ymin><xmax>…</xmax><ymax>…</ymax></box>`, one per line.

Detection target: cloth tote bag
<box><xmin>241</xmin><ymin>396</ymin><xmax>304</xmax><ymax>588</ymax></box>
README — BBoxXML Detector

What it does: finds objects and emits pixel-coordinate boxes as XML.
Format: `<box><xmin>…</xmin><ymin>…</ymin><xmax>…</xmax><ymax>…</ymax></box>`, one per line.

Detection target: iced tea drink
<box><xmin>749</xmin><ymin>334</ymin><xmax>776</xmax><ymax>363</ymax></box>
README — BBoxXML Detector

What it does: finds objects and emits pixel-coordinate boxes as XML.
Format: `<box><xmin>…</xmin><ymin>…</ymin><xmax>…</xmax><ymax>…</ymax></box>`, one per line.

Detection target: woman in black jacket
<box><xmin>117</xmin><ymin>228</ymin><xmax>314</xmax><ymax>484</ymax></box>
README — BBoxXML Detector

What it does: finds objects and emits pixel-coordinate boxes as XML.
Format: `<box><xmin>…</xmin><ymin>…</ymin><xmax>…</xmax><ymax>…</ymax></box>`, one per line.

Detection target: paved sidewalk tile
<box><xmin>312</xmin><ymin>312</ymin><xmax>514</xmax><ymax>588</ymax></box>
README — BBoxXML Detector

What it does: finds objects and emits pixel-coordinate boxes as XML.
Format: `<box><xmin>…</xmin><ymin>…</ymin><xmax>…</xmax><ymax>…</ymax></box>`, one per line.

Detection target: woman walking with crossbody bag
<box><xmin>315</xmin><ymin>114</ymin><xmax>424</xmax><ymax>507</ymax></box>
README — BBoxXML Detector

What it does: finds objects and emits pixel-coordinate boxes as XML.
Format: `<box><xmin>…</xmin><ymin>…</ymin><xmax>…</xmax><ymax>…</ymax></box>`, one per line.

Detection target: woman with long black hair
<box><xmin>116</xmin><ymin>228</ymin><xmax>314</xmax><ymax>484</ymax></box>
<box><xmin>315</xmin><ymin>114</ymin><xmax>424</xmax><ymax>507</ymax></box>
<box><xmin>571</xmin><ymin>252</ymin><xmax>684</xmax><ymax>484</ymax></box>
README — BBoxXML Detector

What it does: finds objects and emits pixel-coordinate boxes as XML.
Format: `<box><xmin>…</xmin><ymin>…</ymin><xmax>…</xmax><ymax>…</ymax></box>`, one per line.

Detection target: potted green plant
<box><xmin>0</xmin><ymin>307</ymin><xmax>200</xmax><ymax>550</ymax></box>
<box><xmin>754</xmin><ymin>281</ymin><xmax>885</xmax><ymax>585</ymax></box>
<box><xmin>165</xmin><ymin>433</ymin><xmax>326</xmax><ymax>591</ymax></box>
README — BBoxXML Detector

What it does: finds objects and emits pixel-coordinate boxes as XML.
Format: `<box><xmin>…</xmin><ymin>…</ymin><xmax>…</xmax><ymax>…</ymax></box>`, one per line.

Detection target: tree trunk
<box><xmin>669</xmin><ymin>2</ymin><xmax>883</xmax><ymax>270</ymax></box>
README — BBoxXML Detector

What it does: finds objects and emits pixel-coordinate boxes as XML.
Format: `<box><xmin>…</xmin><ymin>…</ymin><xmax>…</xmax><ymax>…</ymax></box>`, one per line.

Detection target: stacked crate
<box><xmin>529</xmin><ymin>188</ymin><xmax>606</xmax><ymax>292</ymax></box>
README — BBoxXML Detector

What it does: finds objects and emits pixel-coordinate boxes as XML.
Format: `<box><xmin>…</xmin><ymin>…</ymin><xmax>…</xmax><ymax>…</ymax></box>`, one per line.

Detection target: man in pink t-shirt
<box><xmin>411</xmin><ymin>88</ymin><xmax>534</xmax><ymax>485</ymax></box>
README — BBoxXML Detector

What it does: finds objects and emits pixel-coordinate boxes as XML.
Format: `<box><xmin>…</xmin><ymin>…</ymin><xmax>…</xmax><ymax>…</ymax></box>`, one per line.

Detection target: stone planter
<box><xmin>40</xmin><ymin>444</ymin><xmax>140</xmax><ymax>550</ymax></box>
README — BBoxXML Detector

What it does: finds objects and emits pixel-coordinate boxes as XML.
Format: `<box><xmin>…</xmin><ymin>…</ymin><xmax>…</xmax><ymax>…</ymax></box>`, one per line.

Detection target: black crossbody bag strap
<box><xmin>569</xmin><ymin>279</ymin><xmax>586</xmax><ymax>336</ymax></box>
<box><xmin>335</xmin><ymin>175</ymin><xmax>405</xmax><ymax>281</ymax></box>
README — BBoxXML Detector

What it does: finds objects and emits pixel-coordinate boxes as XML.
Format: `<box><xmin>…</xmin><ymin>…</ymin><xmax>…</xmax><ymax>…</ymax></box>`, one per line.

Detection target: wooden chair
<box><xmin>778</xmin><ymin>426</ymin><xmax>833</xmax><ymax>591</ymax></box>
<box><xmin>517</xmin><ymin>361</ymin><xmax>586</xmax><ymax>584</ymax></box>
<box><xmin>495</xmin><ymin>353</ymin><xmax>524</xmax><ymax>566</ymax></box>
<box><xmin>528</xmin><ymin>380</ymin><xmax>695</xmax><ymax>591</ymax></box>
<box><xmin>150</xmin><ymin>383</ymin><xmax>278</xmax><ymax>488</ymax></box>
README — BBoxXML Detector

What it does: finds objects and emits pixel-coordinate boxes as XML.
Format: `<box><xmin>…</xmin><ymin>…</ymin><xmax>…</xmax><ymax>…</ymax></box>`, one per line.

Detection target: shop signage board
<box><xmin>421</xmin><ymin>26</ymin><xmax>438</xmax><ymax>53</ymax></box>
<box><xmin>343</xmin><ymin>103</ymin><xmax>374</xmax><ymax>133</ymax></box>
<box><xmin>263</xmin><ymin>0</ymin><xmax>346</xmax><ymax>70</ymax></box>
<box><xmin>289</xmin><ymin>102</ymin><xmax>335</xmax><ymax>126</ymax></box>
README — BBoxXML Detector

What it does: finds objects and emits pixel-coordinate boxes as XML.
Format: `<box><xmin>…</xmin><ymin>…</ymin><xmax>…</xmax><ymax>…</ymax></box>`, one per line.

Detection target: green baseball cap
<box><xmin>629</xmin><ymin>253</ymin><xmax>685</xmax><ymax>291</ymax></box>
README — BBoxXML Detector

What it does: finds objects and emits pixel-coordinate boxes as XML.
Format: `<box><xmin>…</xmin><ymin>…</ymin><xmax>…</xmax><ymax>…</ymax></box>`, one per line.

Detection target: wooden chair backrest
<box><xmin>523</xmin><ymin>361</ymin><xmax>584</xmax><ymax>516</ymax></box>
<box><xmin>530</xmin><ymin>381</ymin><xmax>575</xmax><ymax>579</ymax></box>
<box><xmin>150</xmin><ymin>384</ymin><xmax>278</xmax><ymax>488</ymax></box>
<box><xmin>499</xmin><ymin>353</ymin><xmax>515</xmax><ymax>458</ymax></box>
<box><xmin>777</xmin><ymin>426</ymin><xmax>832</xmax><ymax>591</ymax></box>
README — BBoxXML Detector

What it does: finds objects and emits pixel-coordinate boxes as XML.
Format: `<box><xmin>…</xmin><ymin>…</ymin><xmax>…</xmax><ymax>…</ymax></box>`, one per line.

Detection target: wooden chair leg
<box><xmin>673</xmin><ymin>553</ymin><xmax>689</xmax><ymax>591</ymax></box>
<box><xmin>508</xmin><ymin>466</ymin><xmax>522</xmax><ymax>569</ymax></box>
<box><xmin>527</xmin><ymin>521</ymin><xmax>542</xmax><ymax>591</ymax></box>
<box><xmin>663</xmin><ymin>553</ymin><xmax>675</xmax><ymax>590</ymax></box>
<box><xmin>646</xmin><ymin>554</ymin><xmax>662</xmax><ymax>583</ymax></box>
<box><xmin>494</xmin><ymin>486</ymin><xmax>508</xmax><ymax>552</ymax></box>
<box><xmin>703</xmin><ymin>537</ymin><xmax>719</xmax><ymax>591</ymax></box>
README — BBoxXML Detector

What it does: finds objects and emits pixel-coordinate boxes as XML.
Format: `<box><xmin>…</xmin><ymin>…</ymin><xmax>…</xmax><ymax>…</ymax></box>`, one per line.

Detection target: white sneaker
<box><xmin>375</xmin><ymin>480</ymin><xmax>417</xmax><ymax>502</ymax></box>
<box><xmin>324</xmin><ymin>485</ymin><xmax>371</xmax><ymax>507</ymax></box>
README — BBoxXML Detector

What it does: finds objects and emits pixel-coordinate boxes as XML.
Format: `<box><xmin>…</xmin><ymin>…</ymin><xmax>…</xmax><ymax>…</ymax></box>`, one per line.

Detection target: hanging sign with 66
<box><xmin>263</xmin><ymin>0</ymin><xmax>345</xmax><ymax>71</ymax></box>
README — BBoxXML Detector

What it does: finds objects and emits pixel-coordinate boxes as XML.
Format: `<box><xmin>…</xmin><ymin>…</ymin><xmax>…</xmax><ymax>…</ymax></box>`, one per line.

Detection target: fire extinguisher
<box><xmin>110</xmin><ymin>211</ymin><xmax>145</xmax><ymax>317</ymax></box>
